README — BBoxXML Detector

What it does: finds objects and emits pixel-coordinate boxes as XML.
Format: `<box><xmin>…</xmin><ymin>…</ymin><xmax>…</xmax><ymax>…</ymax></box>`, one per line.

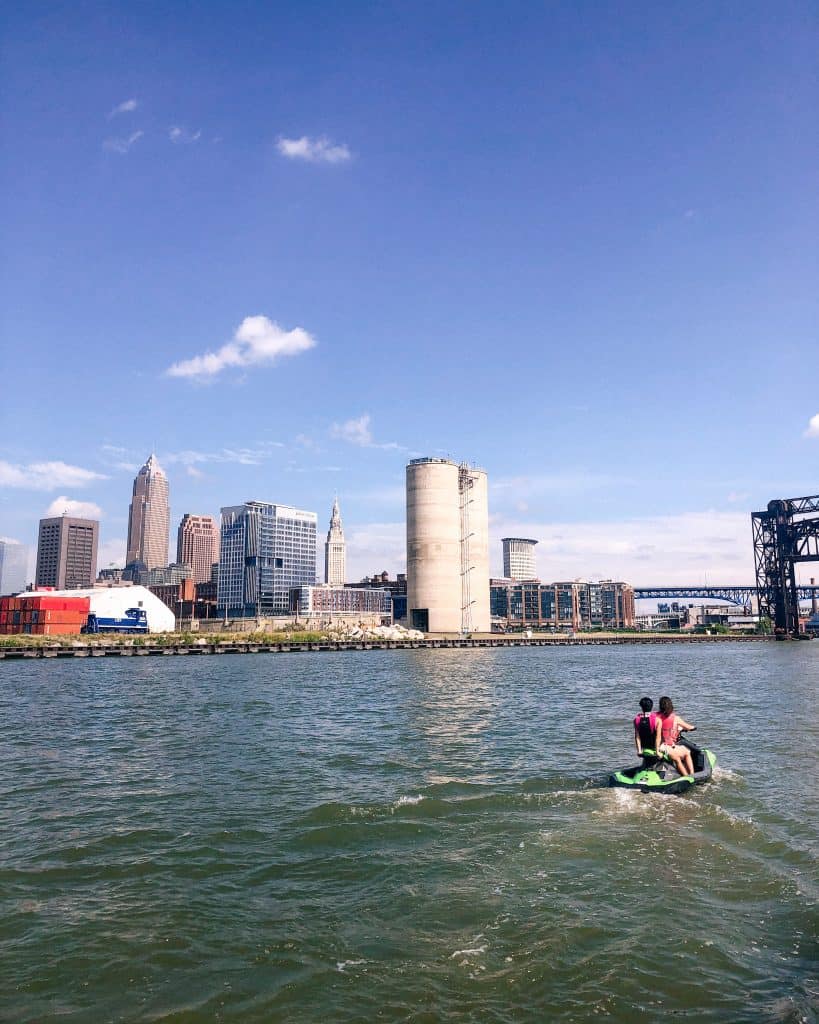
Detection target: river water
<box><xmin>1</xmin><ymin>644</ymin><xmax>816</xmax><ymax>1023</ymax></box>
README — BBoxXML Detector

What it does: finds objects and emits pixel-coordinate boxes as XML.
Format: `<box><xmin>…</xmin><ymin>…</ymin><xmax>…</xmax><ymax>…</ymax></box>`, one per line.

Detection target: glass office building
<box><xmin>217</xmin><ymin>501</ymin><xmax>317</xmax><ymax>617</ymax></box>
<box><xmin>0</xmin><ymin>540</ymin><xmax>29</xmax><ymax>595</ymax></box>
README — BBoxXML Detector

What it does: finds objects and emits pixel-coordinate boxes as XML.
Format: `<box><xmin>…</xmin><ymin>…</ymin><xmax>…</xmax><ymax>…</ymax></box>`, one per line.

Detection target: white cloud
<box><xmin>108</xmin><ymin>98</ymin><xmax>138</xmax><ymax>118</ymax></box>
<box><xmin>99</xmin><ymin>445</ymin><xmax>140</xmax><ymax>471</ymax></box>
<box><xmin>330</xmin><ymin>414</ymin><xmax>405</xmax><ymax>451</ymax></box>
<box><xmin>166</xmin><ymin>315</ymin><xmax>316</xmax><ymax>379</ymax></box>
<box><xmin>332</xmin><ymin>414</ymin><xmax>373</xmax><ymax>446</ymax></box>
<box><xmin>169</xmin><ymin>126</ymin><xmax>202</xmax><ymax>144</ymax></box>
<box><xmin>186</xmin><ymin>466</ymin><xmax>204</xmax><ymax>478</ymax></box>
<box><xmin>44</xmin><ymin>496</ymin><xmax>103</xmax><ymax>519</ymax></box>
<box><xmin>101</xmin><ymin>442</ymin><xmax>286</xmax><ymax>470</ymax></box>
<box><xmin>161</xmin><ymin>442</ymin><xmax>284</xmax><ymax>466</ymax></box>
<box><xmin>276</xmin><ymin>135</ymin><xmax>351</xmax><ymax>164</ymax></box>
<box><xmin>804</xmin><ymin>413</ymin><xmax>819</xmax><ymax>438</ymax></box>
<box><xmin>0</xmin><ymin>461</ymin><xmax>107</xmax><ymax>491</ymax></box>
<box><xmin>492</xmin><ymin>471</ymin><xmax>618</xmax><ymax>500</ymax></box>
<box><xmin>346</xmin><ymin>522</ymin><xmax>406</xmax><ymax>581</ymax></box>
<box><xmin>98</xmin><ymin>537</ymin><xmax>127</xmax><ymax>570</ymax></box>
<box><xmin>285</xmin><ymin>463</ymin><xmax>342</xmax><ymax>474</ymax></box>
<box><xmin>103</xmin><ymin>130</ymin><xmax>144</xmax><ymax>154</ymax></box>
<box><xmin>488</xmin><ymin>510</ymin><xmax>755</xmax><ymax>585</ymax></box>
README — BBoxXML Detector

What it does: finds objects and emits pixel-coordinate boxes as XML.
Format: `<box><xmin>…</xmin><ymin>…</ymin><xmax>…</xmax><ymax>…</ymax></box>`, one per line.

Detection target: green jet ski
<box><xmin>608</xmin><ymin>729</ymin><xmax>716</xmax><ymax>795</ymax></box>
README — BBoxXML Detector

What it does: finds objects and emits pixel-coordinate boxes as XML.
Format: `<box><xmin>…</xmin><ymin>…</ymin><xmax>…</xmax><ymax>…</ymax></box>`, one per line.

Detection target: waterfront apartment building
<box><xmin>177</xmin><ymin>513</ymin><xmax>219</xmax><ymax>583</ymax></box>
<box><xmin>323</xmin><ymin>498</ymin><xmax>346</xmax><ymax>585</ymax></box>
<box><xmin>126</xmin><ymin>454</ymin><xmax>170</xmax><ymax>570</ymax></box>
<box><xmin>502</xmin><ymin>537</ymin><xmax>538</xmax><ymax>580</ymax></box>
<box><xmin>290</xmin><ymin>584</ymin><xmax>391</xmax><ymax>621</ymax></box>
<box><xmin>0</xmin><ymin>540</ymin><xmax>28</xmax><ymax>595</ymax></box>
<box><xmin>406</xmin><ymin>458</ymin><xmax>490</xmax><ymax>633</ymax></box>
<box><xmin>346</xmin><ymin>572</ymin><xmax>408</xmax><ymax>622</ymax></box>
<box><xmin>490</xmin><ymin>579</ymin><xmax>635</xmax><ymax>631</ymax></box>
<box><xmin>217</xmin><ymin>501</ymin><xmax>317</xmax><ymax>617</ymax></box>
<box><xmin>35</xmin><ymin>516</ymin><xmax>99</xmax><ymax>590</ymax></box>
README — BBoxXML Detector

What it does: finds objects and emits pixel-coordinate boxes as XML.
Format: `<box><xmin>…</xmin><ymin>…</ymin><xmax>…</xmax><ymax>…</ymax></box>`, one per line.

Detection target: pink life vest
<box><xmin>659</xmin><ymin>713</ymin><xmax>680</xmax><ymax>746</ymax></box>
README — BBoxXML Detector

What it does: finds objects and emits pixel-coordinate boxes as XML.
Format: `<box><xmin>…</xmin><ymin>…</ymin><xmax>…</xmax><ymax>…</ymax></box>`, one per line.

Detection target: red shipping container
<box><xmin>24</xmin><ymin>597</ymin><xmax>88</xmax><ymax>612</ymax></box>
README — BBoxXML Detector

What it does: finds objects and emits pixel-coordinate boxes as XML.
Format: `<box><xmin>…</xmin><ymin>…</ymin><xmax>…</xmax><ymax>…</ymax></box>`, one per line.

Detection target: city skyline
<box><xmin>1</xmin><ymin>4</ymin><xmax>817</xmax><ymax>587</ymax></box>
<box><xmin>2</xmin><ymin>446</ymin><xmax>818</xmax><ymax>590</ymax></box>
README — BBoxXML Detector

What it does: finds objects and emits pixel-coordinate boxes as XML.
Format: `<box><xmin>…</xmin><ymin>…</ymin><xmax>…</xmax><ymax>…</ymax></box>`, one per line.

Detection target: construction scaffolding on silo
<box><xmin>406</xmin><ymin>458</ymin><xmax>490</xmax><ymax>634</ymax></box>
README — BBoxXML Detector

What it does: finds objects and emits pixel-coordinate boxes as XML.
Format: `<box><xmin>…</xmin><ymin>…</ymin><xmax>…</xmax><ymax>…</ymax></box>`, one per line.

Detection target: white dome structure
<box><xmin>24</xmin><ymin>586</ymin><xmax>175</xmax><ymax>633</ymax></box>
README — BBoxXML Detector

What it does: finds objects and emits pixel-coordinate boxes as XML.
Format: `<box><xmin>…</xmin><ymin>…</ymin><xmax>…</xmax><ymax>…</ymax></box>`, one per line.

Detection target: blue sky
<box><xmin>1</xmin><ymin>1</ymin><xmax>817</xmax><ymax>585</ymax></box>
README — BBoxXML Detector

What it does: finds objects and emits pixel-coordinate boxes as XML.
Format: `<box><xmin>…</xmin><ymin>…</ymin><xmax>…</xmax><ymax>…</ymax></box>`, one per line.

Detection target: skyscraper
<box><xmin>177</xmin><ymin>514</ymin><xmax>219</xmax><ymax>583</ymax></box>
<box><xmin>217</xmin><ymin>501</ymin><xmax>317</xmax><ymax>617</ymax></box>
<box><xmin>126</xmin><ymin>454</ymin><xmax>170</xmax><ymax>570</ymax></box>
<box><xmin>323</xmin><ymin>497</ymin><xmax>346</xmax><ymax>585</ymax></box>
<box><xmin>0</xmin><ymin>540</ymin><xmax>28</xmax><ymax>595</ymax></box>
<box><xmin>406</xmin><ymin>458</ymin><xmax>490</xmax><ymax>633</ymax></box>
<box><xmin>502</xmin><ymin>537</ymin><xmax>539</xmax><ymax>580</ymax></box>
<box><xmin>35</xmin><ymin>516</ymin><xmax>99</xmax><ymax>589</ymax></box>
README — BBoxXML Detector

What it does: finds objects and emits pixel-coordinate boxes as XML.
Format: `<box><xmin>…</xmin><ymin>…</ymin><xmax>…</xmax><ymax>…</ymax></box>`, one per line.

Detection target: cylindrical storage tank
<box><xmin>406</xmin><ymin>459</ymin><xmax>462</xmax><ymax>633</ymax></box>
<box><xmin>464</xmin><ymin>468</ymin><xmax>490</xmax><ymax>633</ymax></box>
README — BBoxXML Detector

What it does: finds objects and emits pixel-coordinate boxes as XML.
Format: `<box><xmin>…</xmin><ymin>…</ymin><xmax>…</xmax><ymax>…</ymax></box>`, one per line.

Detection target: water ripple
<box><xmin>1</xmin><ymin>645</ymin><xmax>817</xmax><ymax>1023</ymax></box>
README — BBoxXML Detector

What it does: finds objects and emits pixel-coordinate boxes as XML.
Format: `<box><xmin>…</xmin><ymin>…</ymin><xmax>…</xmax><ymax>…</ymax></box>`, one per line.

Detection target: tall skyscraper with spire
<box><xmin>126</xmin><ymin>454</ymin><xmax>170</xmax><ymax>570</ymax></box>
<box><xmin>324</xmin><ymin>497</ymin><xmax>346</xmax><ymax>585</ymax></box>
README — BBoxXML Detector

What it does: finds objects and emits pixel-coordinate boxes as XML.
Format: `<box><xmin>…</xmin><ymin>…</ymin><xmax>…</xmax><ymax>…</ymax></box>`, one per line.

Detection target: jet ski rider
<box><xmin>656</xmin><ymin>695</ymin><xmax>695</xmax><ymax>778</ymax></box>
<box><xmin>633</xmin><ymin>697</ymin><xmax>659</xmax><ymax>756</ymax></box>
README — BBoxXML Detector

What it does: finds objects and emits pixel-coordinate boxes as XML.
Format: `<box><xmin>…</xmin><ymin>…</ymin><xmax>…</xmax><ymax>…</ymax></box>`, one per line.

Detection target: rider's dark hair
<box><xmin>659</xmin><ymin>696</ymin><xmax>673</xmax><ymax>715</ymax></box>
<box><xmin>639</xmin><ymin>697</ymin><xmax>653</xmax><ymax>712</ymax></box>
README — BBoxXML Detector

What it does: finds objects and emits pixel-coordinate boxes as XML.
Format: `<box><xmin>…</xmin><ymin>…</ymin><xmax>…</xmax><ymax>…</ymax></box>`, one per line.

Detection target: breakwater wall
<box><xmin>0</xmin><ymin>634</ymin><xmax>771</xmax><ymax>660</ymax></box>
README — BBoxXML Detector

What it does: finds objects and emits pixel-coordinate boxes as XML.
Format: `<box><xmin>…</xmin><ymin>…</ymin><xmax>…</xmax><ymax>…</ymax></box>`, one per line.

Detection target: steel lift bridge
<box><xmin>752</xmin><ymin>493</ymin><xmax>819</xmax><ymax>635</ymax></box>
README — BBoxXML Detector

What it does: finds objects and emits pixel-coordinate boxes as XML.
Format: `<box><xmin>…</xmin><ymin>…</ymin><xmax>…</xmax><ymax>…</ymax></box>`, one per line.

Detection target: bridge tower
<box><xmin>752</xmin><ymin>495</ymin><xmax>819</xmax><ymax>634</ymax></box>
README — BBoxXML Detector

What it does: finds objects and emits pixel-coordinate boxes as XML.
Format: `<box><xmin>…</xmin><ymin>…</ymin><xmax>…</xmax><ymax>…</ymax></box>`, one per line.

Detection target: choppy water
<box><xmin>1</xmin><ymin>645</ymin><xmax>817</xmax><ymax>1023</ymax></box>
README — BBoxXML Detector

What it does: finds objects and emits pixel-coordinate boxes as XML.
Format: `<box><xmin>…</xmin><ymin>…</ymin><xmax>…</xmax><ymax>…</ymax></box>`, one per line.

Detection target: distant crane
<box><xmin>752</xmin><ymin>494</ymin><xmax>819</xmax><ymax>635</ymax></box>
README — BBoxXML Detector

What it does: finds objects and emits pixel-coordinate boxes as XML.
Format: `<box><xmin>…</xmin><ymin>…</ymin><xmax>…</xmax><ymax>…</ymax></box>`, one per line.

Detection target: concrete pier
<box><xmin>0</xmin><ymin>633</ymin><xmax>772</xmax><ymax>661</ymax></box>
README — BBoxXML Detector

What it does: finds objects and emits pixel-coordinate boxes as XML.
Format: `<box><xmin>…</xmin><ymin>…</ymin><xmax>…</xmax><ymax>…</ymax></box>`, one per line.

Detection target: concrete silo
<box><xmin>406</xmin><ymin>458</ymin><xmax>490</xmax><ymax>634</ymax></box>
<box><xmin>461</xmin><ymin>465</ymin><xmax>490</xmax><ymax>633</ymax></box>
